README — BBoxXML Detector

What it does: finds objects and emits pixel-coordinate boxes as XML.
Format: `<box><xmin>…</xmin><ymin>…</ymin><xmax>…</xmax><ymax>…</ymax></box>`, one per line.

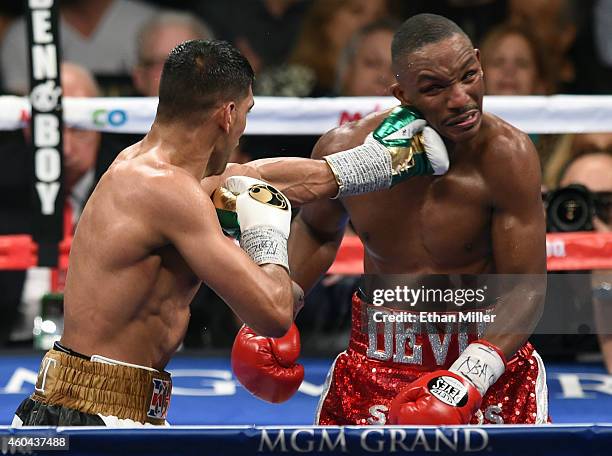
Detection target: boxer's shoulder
<box><xmin>478</xmin><ymin>113</ymin><xmax>541</xmax><ymax>196</ymax></box>
<box><xmin>111</xmin><ymin>149</ymin><xmax>199</xmax><ymax>185</ymax></box>
<box><xmin>106</xmin><ymin>151</ymin><xmax>210</xmax><ymax>217</ymax></box>
<box><xmin>480</xmin><ymin>113</ymin><xmax>534</xmax><ymax>158</ymax></box>
<box><xmin>311</xmin><ymin>108</ymin><xmax>396</xmax><ymax>159</ymax></box>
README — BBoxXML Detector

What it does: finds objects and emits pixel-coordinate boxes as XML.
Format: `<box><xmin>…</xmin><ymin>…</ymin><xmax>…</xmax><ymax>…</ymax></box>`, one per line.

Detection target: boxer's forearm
<box><xmin>481</xmin><ymin>279</ymin><xmax>546</xmax><ymax>359</ymax></box>
<box><xmin>243</xmin><ymin>158</ymin><xmax>338</xmax><ymax>206</ymax></box>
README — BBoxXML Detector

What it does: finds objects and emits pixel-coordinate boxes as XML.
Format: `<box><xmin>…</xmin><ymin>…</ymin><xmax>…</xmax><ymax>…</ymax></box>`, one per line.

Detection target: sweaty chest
<box><xmin>344</xmin><ymin>171</ymin><xmax>491</xmax><ymax>271</ymax></box>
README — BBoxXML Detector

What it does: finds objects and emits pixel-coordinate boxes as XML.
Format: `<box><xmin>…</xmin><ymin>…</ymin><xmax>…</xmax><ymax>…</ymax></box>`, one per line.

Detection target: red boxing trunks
<box><xmin>316</xmin><ymin>294</ymin><xmax>549</xmax><ymax>425</ymax></box>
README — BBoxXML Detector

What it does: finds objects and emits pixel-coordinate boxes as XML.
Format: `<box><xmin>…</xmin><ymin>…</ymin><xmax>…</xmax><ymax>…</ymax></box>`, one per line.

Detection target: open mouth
<box><xmin>446</xmin><ymin>110</ymin><xmax>480</xmax><ymax>129</ymax></box>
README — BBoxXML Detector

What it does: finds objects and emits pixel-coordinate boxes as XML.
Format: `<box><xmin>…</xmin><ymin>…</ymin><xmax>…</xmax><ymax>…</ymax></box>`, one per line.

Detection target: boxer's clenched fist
<box><xmin>232</xmin><ymin>323</ymin><xmax>304</xmax><ymax>403</ymax></box>
<box><xmin>324</xmin><ymin>106</ymin><xmax>449</xmax><ymax>198</ymax></box>
<box><xmin>215</xmin><ymin>176</ymin><xmax>292</xmax><ymax>271</ymax></box>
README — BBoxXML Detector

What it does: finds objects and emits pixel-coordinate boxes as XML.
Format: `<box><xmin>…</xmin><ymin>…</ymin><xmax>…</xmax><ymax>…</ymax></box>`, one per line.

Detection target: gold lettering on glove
<box><xmin>248</xmin><ymin>184</ymin><xmax>289</xmax><ymax>210</ymax></box>
<box><xmin>388</xmin><ymin>132</ymin><xmax>426</xmax><ymax>175</ymax></box>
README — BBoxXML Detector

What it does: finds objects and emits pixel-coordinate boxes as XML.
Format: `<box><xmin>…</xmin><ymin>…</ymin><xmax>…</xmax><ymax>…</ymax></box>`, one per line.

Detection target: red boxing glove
<box><xmin>388</xmin><ymin>370</ymin><xmax>482</xmax><ymax>425</ymax></box>
<box><xmin>389</xmin><ymin>340</ymin><xmax>506</xmax><ymax>425</ymax></box>
<box><xmin>231</xmin><ymin>323</ymin><xmax>304</xmax><ymax>403</ymax></box>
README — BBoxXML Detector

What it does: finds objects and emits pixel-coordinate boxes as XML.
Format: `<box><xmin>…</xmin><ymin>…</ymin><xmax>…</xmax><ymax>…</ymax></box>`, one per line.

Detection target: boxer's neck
<box><xmin>145</xmin><ymin>120</ymin><xmax>218</xmax><ymax>179</ymax></box>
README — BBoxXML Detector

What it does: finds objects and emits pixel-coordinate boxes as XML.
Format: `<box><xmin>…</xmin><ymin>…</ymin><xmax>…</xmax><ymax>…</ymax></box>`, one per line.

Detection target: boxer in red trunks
<box><xmin>314</xmin><ymin>290</ymin><xmax>547</xmax><ymax>425</ymax></box>
<box><xmin>231</xmin><ymin>13</ymin><xmax>548</xmax><ymax>425</ymax></box>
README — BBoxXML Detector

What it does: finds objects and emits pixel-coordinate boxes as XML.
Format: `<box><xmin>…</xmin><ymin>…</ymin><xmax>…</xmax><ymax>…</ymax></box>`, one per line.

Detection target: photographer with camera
<box><xmin>553</xmin><ymin>152</ymin><xmax>612</xmax><ymax>372</ymax></box>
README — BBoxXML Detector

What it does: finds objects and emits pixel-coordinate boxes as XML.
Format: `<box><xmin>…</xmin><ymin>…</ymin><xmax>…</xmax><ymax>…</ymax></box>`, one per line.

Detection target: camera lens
<box><xmin>546</xmin><ymin>185</ymin><xmax>594</xmax><ymax>232</ymax></box>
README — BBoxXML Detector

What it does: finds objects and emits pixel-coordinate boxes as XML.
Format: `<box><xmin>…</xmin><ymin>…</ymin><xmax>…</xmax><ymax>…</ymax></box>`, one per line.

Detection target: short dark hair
<box><xmin>392</xmin><ymin>14</ymin><xmax>469</xmax><ymax>69</ymax></box>
<box><xmin>157</xmin><ymin>40</ymin><xmax>254</xmax><ymax>121</ymax></box>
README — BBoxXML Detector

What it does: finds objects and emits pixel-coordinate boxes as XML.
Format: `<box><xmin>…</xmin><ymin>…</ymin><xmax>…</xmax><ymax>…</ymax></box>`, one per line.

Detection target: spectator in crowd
<box><xmin>195</xmin><ymin>0</ymin><xmax>309</xmax><ymax>75</ymax></box>
<box><xmin>389</xmin><ymin>0</ymin><xmax>507</xmax><ymax>45</ymax></box>
<box><xmin>480</xmin><ymin>22</ymin><xmax>557</xmax><ymax>173</ymax></box>
<box><xmin>53</xmin><ymin>63</ymin><xmax>101</xmax><ymax>206</ymax></box>
<box><xmin>544</xmin><ymin>134</ymin><xmax>612</xmax><ymax>189</ymax></box>
<box><xmin>0</xmin><ymin>62</ymin><xmax>119</xmax><ymax>345</ymax></box>
<box><xmin>480</xmin><ymin>23</ymin><xmax>550</xmax><ymax>95</ymax></box>
<box><xmin>1</xmin><ymin>0</ymin><xmax>158</xmax><ymax>95</ymax></box>
<box><xmin>132</xmin><ymin>11</ymin><xmax>214</xmax><ymax>97</ymax></box>
<box><xmin>558</xmin><ymin>152</ymin><xmax>612</xmax><ymax>372</ymax></box>
<box><xmin>438</xmin><ymin>0</ymin><xmax>507</xmax><ymax>45</ymax></box>
<box><xmin>336</xmin><ymin>19</ymin><xmax>399</xmax><ymax>97</ymax></box>
<box><xmin>508</xmin><ymin>0</ymin><xmax>577</xmax><ymax>92</ymax></box>
<box><xmin>257</xmin><ymin>0</ymin><xmax>389</xmax><ymax>96</ymax></box>
<box><xmin>573</xmin><ymin>133</ymin><xmax>612</xmax><ymax>154</ymax></box>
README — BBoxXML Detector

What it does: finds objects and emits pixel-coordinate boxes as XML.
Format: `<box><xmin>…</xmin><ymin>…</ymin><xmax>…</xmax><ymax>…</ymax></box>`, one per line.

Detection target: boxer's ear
<box><xmin>218</xmin><ymin>102</ymin><xmax>236</xmax><ymax>133</ymax></box>
<box><xmin>391</xmin><ymin>83</ymin><xmax>411</xmax><ymax>106</ymax></box>
<box><xmin>473</xmin><ymin>49</ymin><xmax>484</xmax><ymax>76</ymax></box>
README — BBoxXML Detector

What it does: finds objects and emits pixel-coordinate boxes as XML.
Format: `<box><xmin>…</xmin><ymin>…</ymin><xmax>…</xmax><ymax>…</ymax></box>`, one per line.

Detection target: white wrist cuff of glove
<box><xmin>449</xmin><ymin>342</ymin><xmax>506</xmax><ymax>396</ymax></box>
<box><xmin>324</xmin><ymin>134</ymin><xmax>392</xmax><ymax>198</ymax></box>
<box><xmin>240</xmin><ymin>225</ymin><xmax>289</xmax><ymax>272</ymax></box>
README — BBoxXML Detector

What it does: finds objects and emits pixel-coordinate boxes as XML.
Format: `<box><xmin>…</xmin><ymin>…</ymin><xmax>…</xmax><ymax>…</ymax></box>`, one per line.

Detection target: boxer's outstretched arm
<box><xmin>204</xmin><ymin>107</ymin><xmax>450</xmax><ymax>206</ymax></box>
<box><xmin>145</xmin><ymin>171</ymin><xmax>294</xmax><ymax>338</ymax></box>
<box><xmin>483</xmin><ymin>129</ymin><xmax>547</xmax><ymax>359</ymax></box>
<box><xmin>242</xmin><ymin>158</ymin><xmax>339</xmax><ymax>205</ymax></box>
<box><xmin>201</xmin><ymin>158</ymin><xmax>338</xmax><ymax>206</ymax></box>
<box><xmin>287</xmin><ymin>133</ymin><xmax>351</xmax><ymax>293</ymax></box>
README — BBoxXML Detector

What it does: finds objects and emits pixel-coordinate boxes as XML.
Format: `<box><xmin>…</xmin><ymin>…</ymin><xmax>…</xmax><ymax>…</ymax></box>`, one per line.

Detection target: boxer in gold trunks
<box><xmin>14</xmin><ymin>38</ymin><xmax>448</xmax><ymax>426</ymax></box>
<box><xmin>12</xmin><ymin>39</ymin><xmax>300</xmax><ymax>427</ymax></box>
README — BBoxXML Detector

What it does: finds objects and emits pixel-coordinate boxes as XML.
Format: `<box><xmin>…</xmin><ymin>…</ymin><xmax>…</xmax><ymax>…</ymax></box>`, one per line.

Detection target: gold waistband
<box><xmin>31</xmin><ymin>349</ymin><xmax>172</xmax><ymax>425</ymax></box>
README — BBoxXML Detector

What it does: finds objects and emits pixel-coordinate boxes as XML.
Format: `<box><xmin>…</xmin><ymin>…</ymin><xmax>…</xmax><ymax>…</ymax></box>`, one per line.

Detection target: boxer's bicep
<box><xmin>490</xmin><ymin>135</ymin><xmax>546</xmax><ymax>274</ymax></box>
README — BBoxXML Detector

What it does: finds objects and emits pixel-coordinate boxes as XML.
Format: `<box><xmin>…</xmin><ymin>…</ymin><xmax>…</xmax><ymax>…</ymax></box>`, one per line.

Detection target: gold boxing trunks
<box><xmin>30</xmin><ymin>347</ymin><xmax>172</xmax><ymax>425</ymax></box>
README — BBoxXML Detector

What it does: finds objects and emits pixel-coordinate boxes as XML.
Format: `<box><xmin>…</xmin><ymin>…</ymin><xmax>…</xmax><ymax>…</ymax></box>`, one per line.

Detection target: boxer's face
<box><xmin>392</xmin><ymin>34</ymin><xmax>484</xmax><ymax>144</ymax></box>
<box><xmin>209</xmin><ymin>87</ymin><xmax>254</xmax><ymax>175</ymax></box>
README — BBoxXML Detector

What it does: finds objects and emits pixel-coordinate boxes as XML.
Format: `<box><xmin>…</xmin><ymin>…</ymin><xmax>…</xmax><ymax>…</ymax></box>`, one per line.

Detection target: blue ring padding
<box><xmin>1</xmin><ymin>424</ymin><xmax>611</xmax><ymax>456</ymax></box>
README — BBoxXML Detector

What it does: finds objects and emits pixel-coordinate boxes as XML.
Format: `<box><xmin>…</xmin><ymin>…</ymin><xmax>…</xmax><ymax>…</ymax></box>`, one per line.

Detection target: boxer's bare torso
<box><xmin>61</xmin><ymin>143</ymin><xmax>200</xmax><ymax>370</ymax></box>
<box><xmin>291</xmin><ymin>107</ymin><xmax>545</xmax><ymax>284</ymax></box>
<box><xmin>60</xmin><ymin>124</ymin><xmax>297</xmax><ymax>370</ymax></box>
<box><xmin>289</xmin><ymin>105</ymin><xmax>546</xmax><ymax>359</ymax></box>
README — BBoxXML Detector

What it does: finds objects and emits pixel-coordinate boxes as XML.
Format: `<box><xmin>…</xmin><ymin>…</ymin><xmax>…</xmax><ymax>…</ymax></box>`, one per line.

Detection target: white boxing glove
<box><xmin>225</xmin><ymin>176</ymin><xmax>291</xmax><ymax>270</ymax></box>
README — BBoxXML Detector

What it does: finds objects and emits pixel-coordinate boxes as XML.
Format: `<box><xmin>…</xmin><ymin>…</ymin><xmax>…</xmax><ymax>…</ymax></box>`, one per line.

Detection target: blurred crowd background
<box><xmin>0</xmin><ymin>0</ymin><xmax>610</xmax><ymax>371</ymax></box>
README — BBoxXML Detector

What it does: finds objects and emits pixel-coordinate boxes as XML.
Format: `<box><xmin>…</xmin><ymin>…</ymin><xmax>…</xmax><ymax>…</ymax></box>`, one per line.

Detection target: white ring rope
<box><xmin>0</xmin><ymin>95</ymin><xmax>610</xmax><ymax>135</ymax></box>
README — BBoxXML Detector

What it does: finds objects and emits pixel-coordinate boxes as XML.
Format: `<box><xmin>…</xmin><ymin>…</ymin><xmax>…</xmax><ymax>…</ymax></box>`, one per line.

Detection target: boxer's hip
<box><xmin>20</xmin><ymin>343</ymin><xmax>172</xmax><ymax>426</ymax></box>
